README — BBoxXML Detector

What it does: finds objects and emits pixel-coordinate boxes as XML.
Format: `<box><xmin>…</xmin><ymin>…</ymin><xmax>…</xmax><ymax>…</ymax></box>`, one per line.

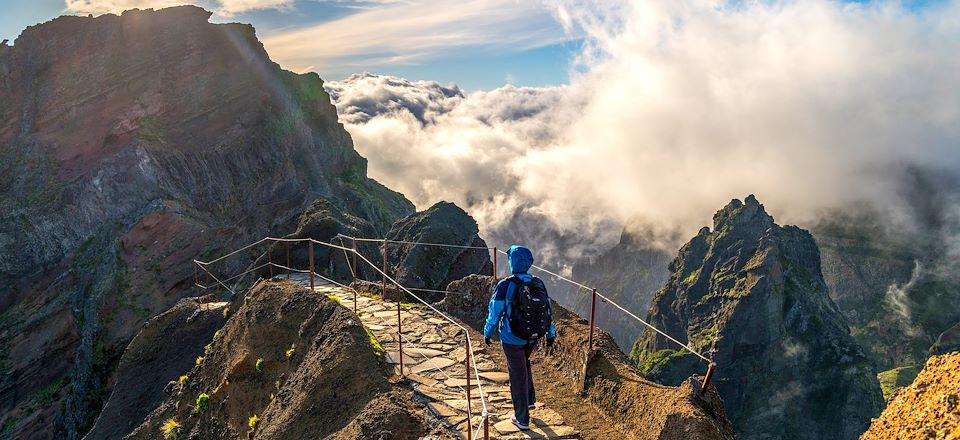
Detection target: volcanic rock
<box><xmin>118</xmin><ymin>280</ymin><xmax>428</xmax><ymax>439</ymax></box>
<box><xmin>632</xmin><ymin>195</ymin><xmax>883</xmax><ymax>440</ymax></box>
<box><xmin>0</xmin><ymin>7</ymin><xmax>412</xmax><ymax>439</ymax></box>
<box><xmin>860</xmin><ymin>352</ymin><xmax>960</xmax><ymax>440</ymax></box>
<box><xmin>384</xmin><ymin>202</ymin><xmax>492</xmax><ymax>300</ymax></box>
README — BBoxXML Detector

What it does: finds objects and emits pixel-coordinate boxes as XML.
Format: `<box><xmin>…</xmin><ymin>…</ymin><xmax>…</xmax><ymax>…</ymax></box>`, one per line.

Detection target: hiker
<box><xmin>483</xmin><ymin>245</ymin><xmax>556</xmax><ymax>431</ymax></box>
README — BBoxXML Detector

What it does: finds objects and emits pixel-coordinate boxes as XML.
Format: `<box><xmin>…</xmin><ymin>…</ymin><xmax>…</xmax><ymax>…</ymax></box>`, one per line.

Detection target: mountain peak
<box><xmin>711</xmin><ymin>194</ymin><xmax>774</xmax><ymax>235</ymax></box>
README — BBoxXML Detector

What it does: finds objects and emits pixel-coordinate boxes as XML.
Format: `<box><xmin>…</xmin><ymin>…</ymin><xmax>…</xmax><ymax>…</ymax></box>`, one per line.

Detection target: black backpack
<box><xmin>507</xmin><ymin>276</ymin><xmax>552</xmax><ymax>340</ymax></box>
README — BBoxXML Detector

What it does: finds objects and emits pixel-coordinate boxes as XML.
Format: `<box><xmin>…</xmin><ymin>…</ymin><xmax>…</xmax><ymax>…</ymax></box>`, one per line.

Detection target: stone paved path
<box><xmin>294</xmin><ymin>278</ymin><xmax>580</xmax><ymax>439</ymax></box>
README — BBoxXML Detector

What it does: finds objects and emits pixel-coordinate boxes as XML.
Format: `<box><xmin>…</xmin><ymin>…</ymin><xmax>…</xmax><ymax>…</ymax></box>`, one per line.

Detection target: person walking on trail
<box><xmin>483</xmin><ymin>245</ymin><xmax>556</xmax><ymax>431</ymax></box>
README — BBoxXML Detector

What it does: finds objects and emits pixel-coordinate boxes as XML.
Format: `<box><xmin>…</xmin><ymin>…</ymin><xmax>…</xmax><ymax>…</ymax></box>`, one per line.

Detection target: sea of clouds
<box><xmin>326</xmin><ymin>0</ymin><xmax>960</xmax><ymax>265</ymax></box>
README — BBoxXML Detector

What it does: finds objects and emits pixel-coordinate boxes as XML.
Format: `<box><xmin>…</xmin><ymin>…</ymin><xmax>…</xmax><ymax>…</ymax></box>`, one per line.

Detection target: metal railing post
<box><xmin>268</xmin><ymin>246</ymin><xmax>273</xmax><ymax>278</ymax></box>
<box><xmin>194</xmin><ymin>263</ymin><xmax>199</xmax><ymax>297</ymax></box>
<box><xmin>386</xmin><ymin>240</ymin><xmax>402</xmax><ymax>376</ymax></box>
<box><xmin>351</xmin><ymin>239</ymin><xmax>358</xmax><ymax>284</ymax></box>
<box><xmin>701</xmin><ymin>362</ymin><xmax>717</xmax><ymax>393</ymax></box>
<box><xmin>309</xmin><ymin>240</ymin><xmax>315</xmax><ymax>291</ymax></box>
<box><xmin>492</xmin><ymin>246</ymin><xmax>497</xmax><ymax>278</ymax></box>
<box><xmin>205</xmin><ymin>269</ymin><xmax>211</xmax><ymax>311</ymax></box>
<box><xmin>465</xmin><ymin>333</ymin><xmax>473</xmax><ymax>440</ymax></box>
<box><xmin>588</xmin><ymin>288</ymin><xmax>597</xmax><ymax>351</ymax></box>
<box><xmin>484</xmin><ymin>414</ymin><xmax>489</xmax><ymax>440</ymax></box>
<box><xmin>286</xmin><ymin>242</ymin><xmax>291</xmax><ymax>279</ymax></box>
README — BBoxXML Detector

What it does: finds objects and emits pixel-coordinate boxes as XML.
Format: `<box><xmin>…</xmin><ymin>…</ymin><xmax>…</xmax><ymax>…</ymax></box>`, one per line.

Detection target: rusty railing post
<box><xmin>465</xmin><ymin>333</ymin><xmax>473</xmax><ymax>440</ymax></box>
<box><xmin>588</xmin><ymin>288</ymin><xmax>597</xmax><ymax>352</ymax></box>
<box><xmin>701</xmin><ymin>362</ymin><xmax>717</xmax><ymax>393</ymax></box>
<box><xmin>309</xmin><ymin>240</ymin><xmax>315</xmax><ymax>291</ymax></box>
<box><xmin>492</xmin><ymin>246</ymin><xmax>497</xmax><ymax>278</ymax></box>
<box><xmin>205</xmin><ymin>269</ymin><xmax>211</xmax><ymax>311</ymax></box>
<box><xmin>268</xmin><ymin>246</ymin><xmax>273</xmax><ymax>278</ymax></box>
<box><xmin>386</xmin><ymin>240</ymin><xmax>403</xmax><ymax>376</ymax></box>
<box><xmin>484</xmin><ymin>413</ymin><xmax>489</xmax><ymax>440</ymax></box>
<box><xmin>286</xmin><ymin>242</ymin><xmax>291</xmax><ymax>279</ymax></box>
<box><xmin>351</xmin><ymin>239</ymin><xmax>358</xmax><ymax>284</ymax></box>
<box><xmin>194</xmin><ymin>263</ymin><xmax>199</xmax><ymax>297</ymax></box>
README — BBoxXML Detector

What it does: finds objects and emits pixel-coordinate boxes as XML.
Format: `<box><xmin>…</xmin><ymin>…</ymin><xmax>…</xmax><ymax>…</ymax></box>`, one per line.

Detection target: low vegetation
<box><xmin>255</xmin><ymin>358</ymin><xmax>264</xmax><ymax>373</ymax></box>
<box><xmin>195</xmin><ymin>393</ymin><xmax>210</xmax><ymax>414</ymax></box>
<box><xmin>161</xmin><ymin>419</ymin><xmax>180</xmax><ymax>439</ymax></box>
<box><xmin>877</xmin><ymin>365</ymin><xmax>921</xmax><ymax>401</ymax></box>
<box><xmin>286</xmin><ymin>344</ymin><xmax>296</xmax><ymax>359</ymax></box>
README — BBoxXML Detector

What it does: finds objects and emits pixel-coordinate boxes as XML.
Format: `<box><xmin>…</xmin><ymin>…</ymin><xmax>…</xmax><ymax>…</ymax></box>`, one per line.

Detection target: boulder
<box><xmin>384</xmin><ymin>202</ymin><xmax>492</xmax><ymax>301</ymax></box>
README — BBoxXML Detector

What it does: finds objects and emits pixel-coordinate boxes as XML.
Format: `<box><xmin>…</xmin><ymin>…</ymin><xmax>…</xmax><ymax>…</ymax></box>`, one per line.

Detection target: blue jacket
<box><xmin>484</xmin><ymin>245</ymin><xmax>557</xmax><ymax>346</ymax></box>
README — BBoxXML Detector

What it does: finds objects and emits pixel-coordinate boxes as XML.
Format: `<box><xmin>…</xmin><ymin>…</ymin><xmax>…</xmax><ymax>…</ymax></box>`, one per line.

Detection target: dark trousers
<box><xmin>502</xmin><ymin>342</ymin><xmax>536</xmax><ymax>424</ymax></box>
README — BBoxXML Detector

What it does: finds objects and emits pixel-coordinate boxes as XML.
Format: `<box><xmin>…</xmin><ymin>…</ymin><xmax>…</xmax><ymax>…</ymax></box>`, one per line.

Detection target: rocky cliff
<box><xmin>384</xmin><ymin>202</ymin><xmax>492</xmax><ymax>300</ymax></box>
<box><xmin>567</xmin><ymin>218</ymin><xmax>672</xmax><ymax>350</ymax></box>
<box><xmin>860</xmin><ymin>352</ymin><xmax>960</xmax><ymax>440</ymax></box>
<box><xmin>633</xmin><ymin>195</ymin><xmax>883</xmax><ymax>440</ymax></box>
<box><xmin>813</xmin><ymin>169</ymin><xmax>960</xmax><ymax>372</ymax></box>
<box><xmin>0</xmin><ymin>7</ymin><xmax>412</xmax><ymax>439</ymax></box>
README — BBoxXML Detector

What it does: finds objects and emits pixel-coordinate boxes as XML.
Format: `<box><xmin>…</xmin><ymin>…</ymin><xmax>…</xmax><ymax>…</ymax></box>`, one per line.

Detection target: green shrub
<box><xmin>255</xmin><ymin>358</ymin><xmax>264</xmax><ymax>373</ymax></box>
<box><xmin>195</xmin><ymin>356</ymin><xmax>204</xmax><ymax>366</ymax></box>
<box><xmin>196</xmin><ymin>393</ymin><xmax>210</xmax><ymax>414</ymax></box>
<box><xmin>285</xmin><ymin>344</ymin><xmax>296</xmax><ymax>359</ymax></box>
<box><xmin>248</xmin><ymin>414</ymin><xmax>259</xmax><ymax>428</ymax></box>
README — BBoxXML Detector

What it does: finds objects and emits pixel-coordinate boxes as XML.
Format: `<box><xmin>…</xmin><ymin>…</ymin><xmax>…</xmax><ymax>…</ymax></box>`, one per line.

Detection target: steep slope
<box><xmin>860</xmin><ymin>352</ymin><xmax>960</xmax><ymax>440</ymax></box>
<box><xmin>633</xmin><ymin>195</ymin><xmax>883</xmax><ymax>440</ymax></box>
<box><xmin>83</xmin><ymin>299</ymin><xmax>227</xmax><ymax>440</ymax></box>
<box><xmin>0</xmin><ymin>7</ymin><xmax>413</xmax><ymax>439</ymax></box>
<box><xmin>385</xmin><ymin>201</ymin><xmax>492</xmax><ymax>300</ymax></box>
<box><xmin>443</xmin><ymin>274</ymin><xmax>738</xmax><ymax>440</ymax></box>
<box><xmin>812</xmin><ymin>168</ymin><xmax>960</xmax><ymax>371</ymax></box>
<box><xmin>101</xmin><ymin>280</ymin><xmax>427</xmax><ymax>440</ymax></box>
<box><xmin>567</xmin><ymin>218</ymin><xmax>673</xmax><ymax>350</ymax></box>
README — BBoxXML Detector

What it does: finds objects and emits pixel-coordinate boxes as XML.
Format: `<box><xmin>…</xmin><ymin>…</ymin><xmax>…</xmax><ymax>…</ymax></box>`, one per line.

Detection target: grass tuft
<box><xmin>255</xmin><ymin>358</ymin><xmax>264</xmax><ymax>373</ymax></box>
<box><xmin>161</xmin><ymin>419</ymin><xmax>180</xmax><ymax>439</ymax></box>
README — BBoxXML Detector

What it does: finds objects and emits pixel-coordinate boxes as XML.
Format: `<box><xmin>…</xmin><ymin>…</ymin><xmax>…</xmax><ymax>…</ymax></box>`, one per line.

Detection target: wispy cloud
<box><xmin>262</xmin><ymin>0</ymin><xmax>575</xmax><ymax>75</ymax></box>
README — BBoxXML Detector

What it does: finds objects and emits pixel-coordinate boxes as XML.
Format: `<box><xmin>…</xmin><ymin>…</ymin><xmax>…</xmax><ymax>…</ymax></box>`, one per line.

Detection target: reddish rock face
<box><xmin>0</xmin><ymin>6</ymin><xmax>413</xmax><ymax>439</ymax></box>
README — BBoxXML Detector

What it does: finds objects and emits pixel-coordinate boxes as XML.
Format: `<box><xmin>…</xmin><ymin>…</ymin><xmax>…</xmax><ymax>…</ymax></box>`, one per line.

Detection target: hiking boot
<box><xmin>511</xmin><ymin>416</ymin><xmax>530</xmax><ymax>431</ymax></box>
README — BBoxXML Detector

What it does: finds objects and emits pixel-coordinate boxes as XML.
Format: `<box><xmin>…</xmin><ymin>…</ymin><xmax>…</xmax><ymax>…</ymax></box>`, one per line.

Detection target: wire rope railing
<box><xmin>192</xmin><ymin>236</ymin><xmax>490</xmax><ymax>439</ymax></box>
<box><xmin>339</xmin><ymin>234</ymin><xmax>719</xmax><ymax>392</ymax></box>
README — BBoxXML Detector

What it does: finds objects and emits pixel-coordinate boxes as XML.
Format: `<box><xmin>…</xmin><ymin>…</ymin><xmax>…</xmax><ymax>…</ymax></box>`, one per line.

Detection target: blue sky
<box><xmin>0</xmin><ymin>0</ymin><xmax>580</xmax><ymax>91</ymax></box>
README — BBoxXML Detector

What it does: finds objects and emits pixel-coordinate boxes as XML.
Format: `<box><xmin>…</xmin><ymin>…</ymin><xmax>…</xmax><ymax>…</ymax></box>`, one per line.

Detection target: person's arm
<box><xmin>484</xmin><ymin>280</ymin><xmax>508</xmax><ymax>338</ymax></box>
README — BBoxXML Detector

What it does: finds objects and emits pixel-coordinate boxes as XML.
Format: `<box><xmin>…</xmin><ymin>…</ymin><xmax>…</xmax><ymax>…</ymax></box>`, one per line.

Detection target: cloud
<box><xmin>262</xmin><ymin>0</ymin><xmax>575</xmax><ymax>75</ymax></box>
<box><xmin>327</xmin><ymin>0</ymin><xmax>960</xmax><ymax>262</ymax></box>
<box><xmin>64</xmin><ymin>0</ymin><xmax>292</xmax><ymax>15</ymax></box>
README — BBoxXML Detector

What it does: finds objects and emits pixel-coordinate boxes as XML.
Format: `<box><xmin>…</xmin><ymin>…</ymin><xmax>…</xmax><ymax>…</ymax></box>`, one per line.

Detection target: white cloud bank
<box><xmin>327</xmin><ymin>0</ymin><xmax>960</xmax><ymax>260</ymax></box>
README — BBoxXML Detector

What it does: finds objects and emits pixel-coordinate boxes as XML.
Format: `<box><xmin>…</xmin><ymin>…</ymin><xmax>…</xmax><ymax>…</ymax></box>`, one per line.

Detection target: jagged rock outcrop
<box><xmin>633</xmin><ymin>195</ymin><xmax>883</xmax><ymax>440</ymax></box>
<box><xmin>860</xmin><ymin>352</ymin><xmax>960</xmax><ymax>440</ymax></box>
<box><xmin>567</xmin><ymin>218</ymin><xmax>673</xmax><ymax>350</ymax></box>
<box><xmin>0</xmin><ymin>7</ymin><xmax>412</xmax><ymax>439</ymax></box>
<box><xmin>384</xmin><ymin>202</ymin><xmax>492</xmax><ymax>300</ymax></box>
<box><xmin>442</xmin><ymin>274</ymin><xmax>738</xmax><ymax>440</ymax></box>
<box><xmin>83</xmin><ymin>299</ymin><xmax>226</xmax><ymax>440</ymax></box>
<box><xmin>114</xmin><ymin>280</ymin><xmax>427</xmax><ymax>440</ymax></box>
